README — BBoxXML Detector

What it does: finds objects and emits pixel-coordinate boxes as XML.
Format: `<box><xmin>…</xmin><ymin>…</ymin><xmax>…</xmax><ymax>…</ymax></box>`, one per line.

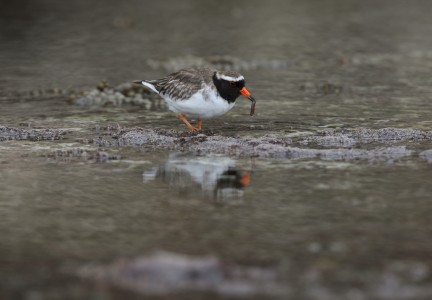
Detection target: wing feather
<box><xmin>151</xmin><ymin>68</ymin><xmax>214</xmax><ymax>100</ymax></box>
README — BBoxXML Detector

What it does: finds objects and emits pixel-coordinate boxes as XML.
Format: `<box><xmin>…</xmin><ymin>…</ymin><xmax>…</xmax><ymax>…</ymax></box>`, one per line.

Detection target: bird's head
<box><xmin>213</xmin><ymin>70</ymin><xmax>256</xmax><ymax>115</ymax></box>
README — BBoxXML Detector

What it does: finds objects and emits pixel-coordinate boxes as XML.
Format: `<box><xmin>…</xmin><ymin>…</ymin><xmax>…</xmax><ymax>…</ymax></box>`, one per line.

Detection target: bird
<box><xmin>134</xmin><ymin>67</ymin><xmax>256</xmax><ymax>131</ymax></box>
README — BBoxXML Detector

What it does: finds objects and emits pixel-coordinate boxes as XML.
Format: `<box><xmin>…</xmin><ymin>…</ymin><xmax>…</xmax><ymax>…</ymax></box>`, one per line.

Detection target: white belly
<box><xmin>162</xmin><ymin>90</ymin><xmax>235</xmax><ymax>119</ymax></box>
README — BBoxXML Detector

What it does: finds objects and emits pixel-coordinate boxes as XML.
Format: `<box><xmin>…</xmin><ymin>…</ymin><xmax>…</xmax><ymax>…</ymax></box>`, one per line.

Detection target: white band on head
<box><xmin>216</xmin><ymin>73</ymin><xmax>244</xmax><ymax>82</ymax></box>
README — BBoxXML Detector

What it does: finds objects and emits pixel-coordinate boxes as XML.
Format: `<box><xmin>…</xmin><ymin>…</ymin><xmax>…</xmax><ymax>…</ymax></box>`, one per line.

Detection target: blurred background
<box><xmin>1</xmin><ymin>0</ymin><xmax>432</xmax><ymax>92</ymax></box>
<box><xmin>2</xmin><ymin>1</ymin><xmax>432</xmax><ymax>299</ymax></box>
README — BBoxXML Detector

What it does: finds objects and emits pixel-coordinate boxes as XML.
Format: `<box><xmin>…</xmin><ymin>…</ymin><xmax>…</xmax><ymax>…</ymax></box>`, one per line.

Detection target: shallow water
<box><xmin>1</xmin><ymin>0</ymin><xmax>432</xmax><ymax>299</ymax></box>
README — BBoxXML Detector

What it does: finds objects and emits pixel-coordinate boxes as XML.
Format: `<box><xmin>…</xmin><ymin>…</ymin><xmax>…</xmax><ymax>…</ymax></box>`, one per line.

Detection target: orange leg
<box><xmin>178</xmin><ymin>113</ymin><xmax>199</xmax><ymax>131</ymax></box>
<box><xmin>196</xmin><ymin>119</ymin><xmax>202</xmax><ymax>130</ymax></box>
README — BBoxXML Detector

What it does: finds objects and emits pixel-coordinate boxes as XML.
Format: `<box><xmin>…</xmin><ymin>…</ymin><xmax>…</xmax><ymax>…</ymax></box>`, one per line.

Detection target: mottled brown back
<box><xmin>149</xmin><ymin>67</ymin><xmax>216</xmax><ymax>100</ymax></box>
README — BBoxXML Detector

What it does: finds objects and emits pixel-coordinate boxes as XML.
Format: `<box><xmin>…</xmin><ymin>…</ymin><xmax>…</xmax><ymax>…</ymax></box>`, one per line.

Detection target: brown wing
<box><xmin>150</xmin><ymin>68</ymin><xmax>215</xmax><ymax>100</ymax></box>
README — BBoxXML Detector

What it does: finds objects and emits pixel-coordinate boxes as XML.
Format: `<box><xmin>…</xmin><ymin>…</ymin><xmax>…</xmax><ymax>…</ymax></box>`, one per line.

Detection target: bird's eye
<box><xmin>229</xmin><ymin>81</ymin><xmax>236</xmax><ymax>86</ymax></box>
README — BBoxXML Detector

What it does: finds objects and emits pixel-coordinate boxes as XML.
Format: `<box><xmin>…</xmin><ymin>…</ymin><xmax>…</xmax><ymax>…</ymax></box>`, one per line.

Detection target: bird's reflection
<box><xmin>143</xmin><ymin>153</ymin><xmax>251</xmax><ymax>202</ymax></box>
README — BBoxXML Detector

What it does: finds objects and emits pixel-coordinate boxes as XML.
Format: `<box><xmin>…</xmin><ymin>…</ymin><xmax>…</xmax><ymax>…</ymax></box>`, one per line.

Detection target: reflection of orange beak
<box><xmin>240</xmin><ymin>173</ymin><xmax>250</xmax><ymax>187</ymax></box>
<box><xmin>240</xmin><ymin>87</ymin><xmax>256</xmax><ymax>116</ymax></box>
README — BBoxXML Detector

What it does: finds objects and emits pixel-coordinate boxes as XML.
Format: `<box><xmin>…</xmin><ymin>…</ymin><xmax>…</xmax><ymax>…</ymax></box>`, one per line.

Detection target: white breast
<box><xmin>162</xmin><ymin>87</ymin><xmax>236</xmax><ymax>119</ymax></box>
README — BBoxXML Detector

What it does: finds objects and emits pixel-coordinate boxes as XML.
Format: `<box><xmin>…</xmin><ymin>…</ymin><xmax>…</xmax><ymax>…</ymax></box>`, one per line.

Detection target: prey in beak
<box><xmin>240</xmin><ymin>87</ymin><xmax>256</xmax><ymax>116</ymax></box>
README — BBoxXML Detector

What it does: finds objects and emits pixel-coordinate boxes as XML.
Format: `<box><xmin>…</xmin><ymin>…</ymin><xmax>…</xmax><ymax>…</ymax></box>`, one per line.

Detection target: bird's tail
<box><xmin>133</xmin><ymin>80</ymin><xmax>159</xmax><ymax>94</ymax></box>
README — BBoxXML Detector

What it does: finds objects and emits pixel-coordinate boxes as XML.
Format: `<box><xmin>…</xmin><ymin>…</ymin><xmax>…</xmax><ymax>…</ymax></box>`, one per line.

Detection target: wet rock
<box><xmin>335</xmin><ymin>128</ymin><xmax>432</xmax><ymax>143</ymax></box>
<box><xmin>302</xmin><ymin>135</ymin><xmax>357</xmax><ymax>148</ymax></box>
<box><xmin>317</xmin><ymin>146</ymin><xmax>412</xmax><ymax>161</ymax></box>
<box><xmin>22</xmin><ymin>87</ymin><xmax>71</xmax><ymax>98</ymax></box>
<box><xmin>93</xmin><ymin>128</ymin><xmax>178</xmax><ymax>148</ymax></box>
<box><xmin>91</xmin><ymin>128</ymin><xmax>416</xmax><ymax>161</ymax></box>
<box><xmin>73</xmin><ymin>81</ymin><xmax>165</xmax><ymax>109</ymax></box>
<box><xmin>49</xmin><ymin>148</ymin><xmax>121</xmax><ymax>162</ymax></box>
<box><xmin>0</xmin><ymin>126</ymin><xmax>64</xmax><ymax>141</ymax></box>
<box><xmin>304</xmin><ymin>128</ymin><xmax>432</xmax><ymax>148</ymax></box>
<box><xmin>74</xmin><ymin>251</ymin><xmax>288</xmax><ymax>297</ymax></box>
<box><xmin>419</xmin><ymin>149</ymin><xmax>432</xmax><ymax>163</ymax></box>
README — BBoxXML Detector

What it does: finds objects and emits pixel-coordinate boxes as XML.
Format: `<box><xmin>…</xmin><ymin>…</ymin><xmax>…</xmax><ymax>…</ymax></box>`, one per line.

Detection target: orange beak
<box><xmin>240</xmin><ymin>87</ymin><xmax>256</xmax><ymax>116</ymax></box>
<box><xmin>240</xmin><ymin>87</ymin><xmax>251</xmax><ymax>98</ymax></box>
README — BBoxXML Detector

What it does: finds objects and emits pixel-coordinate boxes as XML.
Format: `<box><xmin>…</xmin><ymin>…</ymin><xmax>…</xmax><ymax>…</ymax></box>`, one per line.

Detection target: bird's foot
<box><xmin>179</xmin><ymin>114</ymin><xmax>203</xmax><ymax>132</ymax></box>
